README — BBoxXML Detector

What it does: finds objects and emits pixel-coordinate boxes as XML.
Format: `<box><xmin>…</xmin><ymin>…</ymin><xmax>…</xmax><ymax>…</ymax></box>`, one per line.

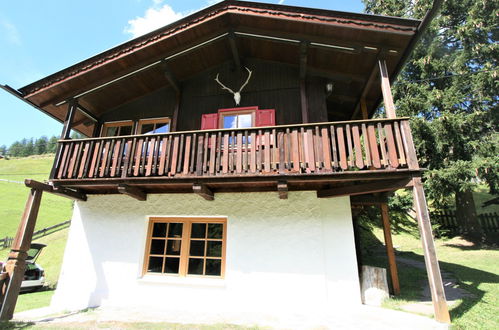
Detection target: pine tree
<box><xmin>363</xmin><ymin>0</ymin><xmax>498</xmax><ymax>238</ymax></box>
<box><xmin>8</xmin><ymin>141</ymin><xmax>23</xmax><ymax>157</ymax></box>
<box><xmin>34</xmin><ymin>136</ymin><xmax>48</xmax><ymax>154</ymax></box>
<box><xmin>47</xmin><ymin>136</ymin><xmax>59</xmax><ymax>154</ymax></box>
<box><xmin>22</xmin><ymin>138</ymin><xmax>35</xmax><ymax>157</ymax></box>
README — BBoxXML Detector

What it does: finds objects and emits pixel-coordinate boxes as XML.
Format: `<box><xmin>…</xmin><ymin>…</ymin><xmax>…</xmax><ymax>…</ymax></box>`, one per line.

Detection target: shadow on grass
<box><xmin>0</xmin><ymin>321</ymin><xmax>35</xmax><ymax>329</ymax></box>
<box><xmin>366</xmin><ymin>248</ymin><xmax>499</xmax><ymax>321</ymax></box>
<box><xmin>443</xmin><ymin>242</ymin><xmax>498</xmax><ymax>251</ymax></box>
<box><xmin>359</xmin><ymin>224</ymin><xmax>499</xmax><ymax>323</ymax></box>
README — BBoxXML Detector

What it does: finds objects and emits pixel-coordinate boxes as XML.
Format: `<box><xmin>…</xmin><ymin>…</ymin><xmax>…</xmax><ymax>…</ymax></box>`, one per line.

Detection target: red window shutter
<box><xmin>255</xmin><ymin>109</ymin><xmax>275</xmax><ymax>127</ymax></box>
<box><xmin>201</xmin><ymin>113</ymin><xmax>219</xmax><ymax>130</ymax></box>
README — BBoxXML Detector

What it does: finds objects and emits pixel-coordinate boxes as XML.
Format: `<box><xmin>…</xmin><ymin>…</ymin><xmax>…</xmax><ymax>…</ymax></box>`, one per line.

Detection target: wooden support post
<box><xmin>378</xmin><ymin>59</ymin><xmax>396</xmax><ymax>119</ymax></box>
<box><xmin>228</xmin><ymin>31</ymin><xmax>241</xmax><ymax>71</ymax></box>
<box><xmin>277</xmin><ymin>181</ymin><xmax>288</xmax><ymax>199</ymax></box>
<box><xmin>0</xmin><ymin>188</ymin><xmax>43</xmax><ymax>320</ymax></box>
<box><xmin>380</xmin><ymin>203</ymin><xmax>400</xmax><ymax>295</ymax></box>
<box><xmin>360</xmin><ymin>98</ymin><xmax>369</xmax><ymax>120</ymax></box>
<box><xmin>193</xmin><ymin>184</ymin><xmax>214</xmax><ymax>201</ymax></box>
<box><xmin>50</xmin><ymin>100</ymin><xmax>77</xmax><ymax>179</ymax></box>
<box><xmin>171</xmin><ymin>92</ymin><xmax>181</xmax><ymax>132</ymax></box>
<box><xmin>299</xmin><ymin>41</ymin><xmax>309</xmax><ymax>123</ymax></box>
<box><xmin>412</xmin><ymin>176</ymin><xmax>451</xmax><ymax>323</ymax></box>
<box><xmin>163</xmin><ymin>62</ymin><xmax>181</xmax><ymax>132</ymax></box>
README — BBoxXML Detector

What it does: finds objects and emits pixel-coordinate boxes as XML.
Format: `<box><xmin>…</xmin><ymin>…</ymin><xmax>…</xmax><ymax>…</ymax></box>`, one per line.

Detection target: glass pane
<box><xmin>104</xmin><ymin>126</ymin><xmax>118</xmax><ymax>137</ymax></box>
<box><xmin>147</xmin><ymin>257</ymin><xmax>163</xmax><ymax>273</ymax></box>
<box><xmin>152</xmin><ymin>223</ymin><xmax>167</xmax><ymax>237</ymax></box>
<box><xmin>141</xmin><ymin>123</ymin><xmax>155</xmax><ymax>134</ymax></box>
<box><xmin>191</xmin><ymin>223</ymin><xmax>206</xmax><ymax>238</ymax></box>
<box><xmin>168</xmin><ymin>223</ymin><xmax>183</xmax><ymax>238</ymax></box>
<box><xmin>205</xmin><ymin>259</ymin><xmax>221</xmax><ymax>276</ymax></box>
<box><xmin>223</xmin><ymin>115</ymin><xmax>237</xmax><ymax>129</ymax></box>
<box><xmin>238</xmin><ymin>114</ymin><xmax>252</xmax><ymax>128</ymax></box>
<box><xmin>189</xmin><ymin>240</ymin><xmax>205</xmax><ymax>257</ymax></box>
<box><xmin>155</xmin><ymin>123</ymin><xmax>169</xmax><ymax>133</ymax></box>
<box><xmin>164</xmin><ymin>257</ymin><xmax>180</xmax><ymax>274</ymax></box>
<box><xmin>207</xmin><ymin>224</ymin><xmax>223</xmax><ymax>239</ymax></box>
<box><xmin>150</xmin><ymin>239</ymin><xmax>165</xmax><ymax>255</ymax></box>
<box><xmin>166</xmin><ymin>240</ymin><xmax>181</xmax><ymax>255</ymax></box>
<box><xmin>120</xmin><ymin>125</ymin><xmax>132</xmax><ymax>136</ymax></box>
<box><xmin>206</xmin><ymin>241</ymin><xmax>222</xmax><ymax>257</ymax></box>
<box><xmin>188</xmin><ymin>258</ymin><xmax>204</xmax><ymax>275</ymax></box>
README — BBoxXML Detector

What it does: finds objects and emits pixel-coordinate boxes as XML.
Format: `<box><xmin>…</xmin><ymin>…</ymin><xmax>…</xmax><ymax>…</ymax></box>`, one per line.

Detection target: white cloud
<box><xmin>124</xmin><ymin>3</ymin><xmax>184</xmax><ymax>38</ymax></box>
<box><xmin>0</xmin><ymin>19</ymin><xmax>21</xmax><ymax>45</ymax></box>
<box><xmin>278</xmin><ymin>0</ymin><xmax>285</xmax><ymax>4</ymax></box>
<box><xmin>124</xmin><ymin>0</ymin><xmax>228</xmax><ymax>39</ymax></box>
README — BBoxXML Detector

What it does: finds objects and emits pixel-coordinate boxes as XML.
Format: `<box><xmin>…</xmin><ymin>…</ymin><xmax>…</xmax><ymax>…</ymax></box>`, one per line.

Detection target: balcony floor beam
<box><xmin>118</xmin><ymin>184</ymin><xmax>147</xmax><ymax>201</ymax></box>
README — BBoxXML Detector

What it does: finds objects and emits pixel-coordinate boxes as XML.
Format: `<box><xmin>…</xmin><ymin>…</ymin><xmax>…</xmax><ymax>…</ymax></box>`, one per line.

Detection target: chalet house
<box><xmin>0</xmin><ymin>0</ymin><xmax>451</xmax><ymax>325</ymax></box>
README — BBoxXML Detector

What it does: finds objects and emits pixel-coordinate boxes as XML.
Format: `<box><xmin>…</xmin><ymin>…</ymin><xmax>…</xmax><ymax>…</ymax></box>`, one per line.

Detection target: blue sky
<box><xmin>0</xmin><ymin>0</ymin><xmax>364</xmax><ymax>147</ymax></box>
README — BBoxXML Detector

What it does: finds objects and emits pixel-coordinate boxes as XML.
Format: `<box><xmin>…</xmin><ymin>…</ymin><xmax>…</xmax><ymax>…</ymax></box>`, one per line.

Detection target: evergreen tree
<box><xmin>22</xmin><ymin>138</ymin><xmax>35</xmax><ymax>157</ymax></box>
<box><xmin>9</xmin><ymin>141</ymin><xmax>23</xmax><ymax>157</ymax></box>
<box><xmin>47</xmin><ymin>136</ymin><xmax>59</xmax><ymax>153</ymax></box>
<box><xmin>35</xmin><ymin>136</ymin><xmax>48</xmax><ymax>154</ymax></box>
<box><xmin>0</xmin><ymin>145</ymin><xmax>6</xmax><ymax>156</ymax></box>
<box><xmin>363</xmin><ymin>0</ymin><xmax>498</xmax><ymax>238</ymax></box>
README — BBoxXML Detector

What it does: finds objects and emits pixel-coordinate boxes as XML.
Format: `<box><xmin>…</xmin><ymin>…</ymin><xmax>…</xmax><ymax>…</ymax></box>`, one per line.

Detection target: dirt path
<box><xmin>396</xmin><ymin>256</ymin><xmax>474</xmax><ymax>315</ymax></box>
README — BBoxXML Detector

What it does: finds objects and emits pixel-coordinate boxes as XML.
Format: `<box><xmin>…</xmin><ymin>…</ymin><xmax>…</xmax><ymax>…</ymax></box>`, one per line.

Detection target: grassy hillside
<box><xmin>0</xmin><ymin>155</ymin><xmax>73</xmax><ymax>238</ymax></box>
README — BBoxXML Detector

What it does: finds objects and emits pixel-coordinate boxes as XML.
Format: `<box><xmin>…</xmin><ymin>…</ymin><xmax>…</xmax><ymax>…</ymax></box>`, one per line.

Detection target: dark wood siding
<box><xmin>177</xmin><ymin>59</ymin><xmax>303</xmax><ymax>131</ymax></box>
<box><xmin>100</xmin><ymin>87</ymin><xmax>177</xmax><ymax>123</ymax></box>
<box><xmin>99</xmin><ymin>59</ymin><xmax>329</xmax><ymax>131</ymax></box>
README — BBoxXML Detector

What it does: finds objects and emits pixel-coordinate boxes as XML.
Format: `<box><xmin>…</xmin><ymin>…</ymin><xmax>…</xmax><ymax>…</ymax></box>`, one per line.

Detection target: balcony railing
<box><xmin>51</xmin><ymin>118</ymin><xmax>418</xmax><ymax>181</ymax></box>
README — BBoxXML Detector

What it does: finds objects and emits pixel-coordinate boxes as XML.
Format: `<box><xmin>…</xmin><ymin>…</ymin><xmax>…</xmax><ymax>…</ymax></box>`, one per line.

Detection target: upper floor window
<box><xmin>201</xmin><ymin>106</ymin><xmax>275</xmax><ymax>130</ymax></box>
<box><xmin>138</xmin><ymin>118</ymin><xmax>170</xmax><ymax>135</ymax></box>
<box><xmin>220</xmin><ymin>110</ymin><xmax>255</xmax><ymax>129</ymax></box>
<box><xmin>101</xmin><ymin>121</ymin><xmax>134</xmax><ymax>137</ymax></box>
<box><xmin>143</xmin><ymin>217</ymin><xmax>226</xmax><ymax>278</ymax></box>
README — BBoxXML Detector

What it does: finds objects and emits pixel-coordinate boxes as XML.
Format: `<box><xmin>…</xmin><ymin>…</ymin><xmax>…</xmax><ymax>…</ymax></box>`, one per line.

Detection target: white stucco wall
<box><xmin>51</xmin><ymin>191</ymin><xmax>360</xmax><ymax>323</ymax></box>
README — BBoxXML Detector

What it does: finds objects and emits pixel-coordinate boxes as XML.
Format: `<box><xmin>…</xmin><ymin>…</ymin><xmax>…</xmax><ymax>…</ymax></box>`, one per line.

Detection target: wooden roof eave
<box><xmin>8</xmin><ymin>1</ymin><xmax>423</xmax><ymax>125</ymax></box>
<box><xmin>17</xmin><ymin>1</ymin><xmax>420</xmax><ymax>97</ymax></box>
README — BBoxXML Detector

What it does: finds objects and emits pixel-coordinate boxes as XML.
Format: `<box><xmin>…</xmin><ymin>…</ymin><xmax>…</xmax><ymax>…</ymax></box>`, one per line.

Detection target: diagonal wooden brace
<box><xmin>0</xmin><ymin>188</ymin><xmax>43</xmax><ymax>320</ymax></box>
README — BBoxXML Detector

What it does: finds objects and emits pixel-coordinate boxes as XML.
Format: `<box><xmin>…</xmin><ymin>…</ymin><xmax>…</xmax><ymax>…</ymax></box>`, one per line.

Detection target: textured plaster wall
<box><xmin>51</xmin><ymin>192</ymin><xmax>360</xmax><ymax>320</ymax></box>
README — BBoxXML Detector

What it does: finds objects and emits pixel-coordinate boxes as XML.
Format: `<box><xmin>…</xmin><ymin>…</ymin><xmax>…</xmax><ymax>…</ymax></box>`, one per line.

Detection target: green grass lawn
<box><xmin>364</xmin><ymin>227</ymin><xmax>499</xmax><ymax>329</ymax></box>
<box><xmin>0</xmin><ymin>155</ymin><xmax>73</xmax><ymax>238</ymax></box>
<box><xmin>0</xmin><ymin>228</ymin><xmax>69</xmax><ymax>313</ymax></box>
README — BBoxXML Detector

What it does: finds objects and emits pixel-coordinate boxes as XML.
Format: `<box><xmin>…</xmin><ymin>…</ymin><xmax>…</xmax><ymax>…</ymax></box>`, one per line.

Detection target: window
<box><xmin>137</xmin><ymin>118</ymin><xmax>170</xmax><ymax>135</ymax></box>
<box><xmin>220</xmin><ymin>110</ymin><xmax>254</xmax><ymax>129</ymax></box>
<box><xmin>201</xmin><ymin>107</ymin><xmax>275</xmax><ymax>130</ymax></box>
<box><xmin>101</xmin><ymin>121</ymin><xmax>134</xmax><ymax>137</ymax></box>
<box><xmin>143</xmin><ymin>217</ymin><xmax>226</xmax><ymax>278</ymax></box>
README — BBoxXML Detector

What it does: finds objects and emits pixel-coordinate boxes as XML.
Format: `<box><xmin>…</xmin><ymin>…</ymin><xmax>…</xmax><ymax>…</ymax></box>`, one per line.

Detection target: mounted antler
<box><xmin>215</xmin><ymin>67</ymin><xmax>253</xmax><ymax>105</ymax></box>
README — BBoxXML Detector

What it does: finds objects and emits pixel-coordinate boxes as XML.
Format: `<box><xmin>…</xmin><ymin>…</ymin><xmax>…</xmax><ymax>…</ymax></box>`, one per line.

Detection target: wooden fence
<box><xmin>0</xmin><ymin>220</ymin><xmax>71</xmax><ymax>250</ymax></box>
<box><xmin>51</xmin><ymin>118</ymin><xmax>417</xmax><ymax>181</ymax></box>
<box><xmin>431</xmin><ymin>210</ymin><xmax>499</xmax><ymax>235</ymax></box>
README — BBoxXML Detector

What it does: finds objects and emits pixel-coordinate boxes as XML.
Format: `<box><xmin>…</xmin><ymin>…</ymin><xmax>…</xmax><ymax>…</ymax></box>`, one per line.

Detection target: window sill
<box><xmin>137</xmin><ymin>274</ymin><xmax>226</xmax><ymax>287</ymax></box>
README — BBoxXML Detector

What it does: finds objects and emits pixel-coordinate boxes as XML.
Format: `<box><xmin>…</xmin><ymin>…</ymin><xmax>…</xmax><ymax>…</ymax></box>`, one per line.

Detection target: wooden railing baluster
<box><xmin>377</xmin><ymin>123</ymin><xmax>388</xmax><ymax>168</ymax></box>
<box><xmin>51</xmin><ymin>118</ymin><xmax>415</xmax><ymax>181</ymax></box>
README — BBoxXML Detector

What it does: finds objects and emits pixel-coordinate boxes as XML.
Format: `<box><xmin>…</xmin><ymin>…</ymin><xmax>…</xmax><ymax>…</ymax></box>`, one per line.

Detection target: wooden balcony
<box><xmin>50</xmin><ymin>118</ymin><xmax>420</xmax><ymax>196</ymax></box>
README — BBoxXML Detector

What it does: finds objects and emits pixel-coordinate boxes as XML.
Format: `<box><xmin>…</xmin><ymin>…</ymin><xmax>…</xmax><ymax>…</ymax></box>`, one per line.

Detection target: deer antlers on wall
<box><xmin>215</xmin><ymin>67</ymin><xmax>252</xmax><ymax>106</ymax></box>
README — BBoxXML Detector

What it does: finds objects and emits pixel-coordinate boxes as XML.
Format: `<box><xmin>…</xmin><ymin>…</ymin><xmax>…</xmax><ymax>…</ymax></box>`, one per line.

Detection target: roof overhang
<box><xmin>4</xmin><ymin>1</ymin><xmax>426</xmax><ymax>136</ymax></box>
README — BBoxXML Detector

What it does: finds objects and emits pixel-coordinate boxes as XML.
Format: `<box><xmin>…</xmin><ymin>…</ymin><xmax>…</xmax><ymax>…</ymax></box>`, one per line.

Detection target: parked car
<box><xmin>0</xmin><ymin>243</ymin><xmax>46</xmax><ymax>292</ymax></box>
